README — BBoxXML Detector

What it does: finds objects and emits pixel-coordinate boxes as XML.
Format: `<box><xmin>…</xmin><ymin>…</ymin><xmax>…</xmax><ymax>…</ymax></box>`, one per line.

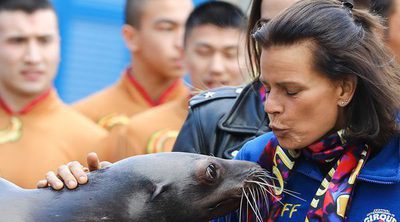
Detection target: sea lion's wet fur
<box><xmin>0</xmin><ymin>152</ymin><xmax>269</xmax><ymax>222</ymax></box>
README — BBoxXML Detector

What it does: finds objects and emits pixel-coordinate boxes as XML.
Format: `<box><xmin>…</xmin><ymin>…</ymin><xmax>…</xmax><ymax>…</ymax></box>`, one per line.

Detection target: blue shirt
<box><xmin>215</xmin><ymin>132</ymin><xmax>400</xmax><ymax>221</ymax></box>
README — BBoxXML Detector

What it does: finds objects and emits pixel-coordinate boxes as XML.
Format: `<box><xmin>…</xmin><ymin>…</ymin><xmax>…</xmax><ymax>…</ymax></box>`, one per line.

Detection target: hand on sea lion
<box><xmin>36</xmin><ymin>152</ymin><xmax>112</xmax><ymax>190</ymax></box>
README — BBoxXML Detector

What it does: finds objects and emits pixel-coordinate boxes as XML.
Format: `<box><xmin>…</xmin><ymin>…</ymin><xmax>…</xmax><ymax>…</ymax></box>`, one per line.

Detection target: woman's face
<box><xmin>260</xmin><ymin>43</ymin><xmax>346</xmax><ymax>149</ymax></box>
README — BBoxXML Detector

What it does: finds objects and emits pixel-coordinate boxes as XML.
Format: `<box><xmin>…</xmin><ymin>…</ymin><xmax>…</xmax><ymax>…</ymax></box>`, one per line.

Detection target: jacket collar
<box><xmin>358</xmin><ymin>135</ymin><xmax>400</xmax><ymax>183</ymax></box>
<box><xmin>218</xmin><ymin>80</ymin><xmax>269</xmax><ymax>135</ymax></box>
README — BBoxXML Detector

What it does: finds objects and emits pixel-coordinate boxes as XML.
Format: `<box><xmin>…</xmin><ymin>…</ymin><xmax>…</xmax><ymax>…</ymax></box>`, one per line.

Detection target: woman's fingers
<box><xmin>46</xmin><ymin>171</ymin><xmax>64</xmax><ymax>190</ymax></box>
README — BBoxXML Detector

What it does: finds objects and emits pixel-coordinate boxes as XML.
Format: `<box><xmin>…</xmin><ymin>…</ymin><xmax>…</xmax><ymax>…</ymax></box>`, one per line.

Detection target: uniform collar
<box><xmin>123</xmin><ymin>68</ymin><xmax>188</xmax><ymax>107</ymax></box>
<box><xmin>0</xmin><ymin>88</ymin><xmax>56</xmax><ymax>116</ymax></box>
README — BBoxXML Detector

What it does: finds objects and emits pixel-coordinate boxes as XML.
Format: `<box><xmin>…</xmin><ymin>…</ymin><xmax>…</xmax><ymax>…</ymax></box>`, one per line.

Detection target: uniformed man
<box><xmin>107</xmin><ymin>1</ymin><xmax>248</xmax><ymax>160</ymax></box>
<box><xmin>72</xmin><ymin>0</ymin><xmax>193</xmax><ymax>131</ymax></box>
<box><xmin>0</xmin><ymin>0</ymin><xmax>110</xmax><ymax>188</ymax></box>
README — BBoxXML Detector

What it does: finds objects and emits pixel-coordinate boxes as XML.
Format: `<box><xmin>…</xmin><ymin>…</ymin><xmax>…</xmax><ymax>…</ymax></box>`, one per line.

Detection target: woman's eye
<box><xmin>286</xmin><ymin>88</ymin><xmax>300</xmax><ymax>96</ymax></box>
<box><xmin>286</xmin><ymin>91</ymin><xmax>298</xmax><ymax>96</ymax></box>
<box><xmin>206</xmin><ymin>164</ymin><xmax>217</xmax><ymax>180</ymax></box>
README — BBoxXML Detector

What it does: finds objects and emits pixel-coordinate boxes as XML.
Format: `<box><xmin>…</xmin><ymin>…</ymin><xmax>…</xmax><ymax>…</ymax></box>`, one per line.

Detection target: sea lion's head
<box><xmin>113</xmin><ymin>152</ymin><xmax>270</xmax><ymax>222</ymax></box>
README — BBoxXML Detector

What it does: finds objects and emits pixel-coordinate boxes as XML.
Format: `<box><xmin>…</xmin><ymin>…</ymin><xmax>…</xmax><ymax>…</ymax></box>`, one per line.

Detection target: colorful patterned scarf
<box><xmin>257</xmin><ymin>131</ymin><xmax>369</xmax><ymax>222</ymax></box>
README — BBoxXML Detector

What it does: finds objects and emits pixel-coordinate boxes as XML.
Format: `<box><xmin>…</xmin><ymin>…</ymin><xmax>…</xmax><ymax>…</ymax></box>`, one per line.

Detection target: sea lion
<box><xmin>0</xmin><ymin>152</ymin><xmax>272</xmax><ymax>222</ymax></box>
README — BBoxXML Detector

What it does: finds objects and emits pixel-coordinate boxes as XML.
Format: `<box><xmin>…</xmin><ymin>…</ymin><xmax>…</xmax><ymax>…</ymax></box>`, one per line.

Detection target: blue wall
<box><xmin>52</xmin><ymin>0</ymin><xmax>210</xmax><ymax>104</ymax></box>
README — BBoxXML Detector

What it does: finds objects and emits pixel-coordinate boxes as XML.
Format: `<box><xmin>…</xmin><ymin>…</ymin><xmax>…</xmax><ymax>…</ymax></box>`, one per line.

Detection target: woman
<box><xmin>229</xmin><ymin>0</ymin><xmax>400</xmax><ymax>221</ymax></box>
<box><xmin>173</xmin><ymin>0</ymin><xmax>367</xmax><ymax>160</ymax></box>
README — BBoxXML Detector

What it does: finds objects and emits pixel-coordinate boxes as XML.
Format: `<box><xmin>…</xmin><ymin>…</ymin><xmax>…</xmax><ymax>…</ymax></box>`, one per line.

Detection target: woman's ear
<box><xmin>122</xmin><ymin>24</ymin><xmax>139</xmax><ymax>52</ymax></box>
<box><xmin>337</xmin><ymin>75</ymin><xmax>357</xmax><ymax>107</ymax></box>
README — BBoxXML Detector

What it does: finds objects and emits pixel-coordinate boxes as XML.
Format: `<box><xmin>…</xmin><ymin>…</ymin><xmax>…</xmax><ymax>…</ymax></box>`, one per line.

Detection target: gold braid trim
<box><xmin>0</xmin><ymin>116</ymin><xmax>22</xmax><ymax>144</ymax></box>
<box><xmin>97</xmin><ymin>113</ymin><xmax>130</xmax><ymax>130</ymax></box>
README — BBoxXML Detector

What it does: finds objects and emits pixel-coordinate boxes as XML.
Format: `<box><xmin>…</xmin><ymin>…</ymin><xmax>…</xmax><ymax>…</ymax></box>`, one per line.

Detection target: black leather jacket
<box><xmin>172</xmin><ymin>81</ymin><xmax>270</xmax><ymax>159</ymax></box>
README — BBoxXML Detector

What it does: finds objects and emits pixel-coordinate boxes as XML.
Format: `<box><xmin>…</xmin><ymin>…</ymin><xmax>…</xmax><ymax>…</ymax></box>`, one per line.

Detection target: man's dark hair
<box><xmin>0</xmin><ymin>0</ymin><xmax>53</xmax><ymax>13</ymax></box>
<box><xmin>370</xmin><ymin>0</ymin><xmax>395</xmax><ymax>19</ymax></box>
<box><xmin>184</xmin><ymin>1</ymin><xmax>247</xmax><ymax>44</ymax></box>
<box><xmin>124</xmin><ymin>0</ymin><xmax>146</xmax><ymax>28</ymax></box>
<box><xmin>354</xmin><ymin>0</ymin><xmax>371</xmax><ymax>9</ymax></box>
<box><xmin>252</xmin><ymin>0</ymin><xmax>400</xmax><ymax>149</ymax></box>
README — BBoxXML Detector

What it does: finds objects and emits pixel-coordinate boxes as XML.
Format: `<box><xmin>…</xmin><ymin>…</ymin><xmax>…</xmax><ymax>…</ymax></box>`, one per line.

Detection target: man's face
<box><xmin>0</xmin><ymin>9</ymin><xmax>60</xmax><ymax>97</ymax></box>
<box><xmin>133</xmin><ymin>0</ymin><xmax>193</xmax><ymax>79</ymax></box>
<box><xmin>185</xmin><ymin>25</ymin><xmax>245</xmax><ymax>90</ymax></box>
<box><xmin>388</xmin><ymin>0</ymin><xmax>400</xmax><ymax>62</ymax></box>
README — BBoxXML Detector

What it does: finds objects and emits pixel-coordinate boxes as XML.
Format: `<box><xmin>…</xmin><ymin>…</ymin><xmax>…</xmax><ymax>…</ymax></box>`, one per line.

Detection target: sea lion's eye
<box><xmin>206</xmin><ymin>164</ymin><xmax>217</xmax><ymax>180</ymax></box>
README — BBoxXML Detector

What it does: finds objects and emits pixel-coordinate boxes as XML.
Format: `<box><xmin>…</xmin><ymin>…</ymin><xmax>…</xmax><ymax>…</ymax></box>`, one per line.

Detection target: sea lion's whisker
<box><xmin>245</xmin><ymin>185</ymin><xmax>276</xmax><ymax>206</ymax></box>
<box><xmin>242</xmin><ymin>188</ymin><xmax>252</xmax><ymax>221</ymax></box>
<box><xmin>258</xmin><ymin>185</ymin><xmax>292</xmax><ymax>203</ymax></box>
<box><xmin>239</xmin><ymin>166</ymin><xmax>305</xmax><ymax>221</ymax></box>
<box><xmin>250</xmin><ymin>183</ymin><xmax>284</xmax><ymax>206</ymax></box>
<box><xmin>246</xmin><ymin>179</ymin><xmax>276</xmax><ymax>189</ymax></box>
<box><xmin>260</xmin><ymin>191</ymin><xmax>270</xmax><ymax>215</ymax></box>
<box><xmin>244</xmin><ymin>180</ymin><xmax>277</xmax><ymax>197</ymax></box>
<box><xmin>251</xmin><ymin>179</ymin><xmax>301</xmax><ymax>196</ymax></box>
<box><xmin>250</xmin><ymin>170</ymin><xmax>277</xmax><ymax>180</ymax></box>
<box><xmin>249</xmin><ymin>187</ymin><xmax>261</xmax><ymax>220</ymax></box>
<box><xmin>255</xmin><ymin>180</ymin><xmax>304</xmax><ymax>201</ymax></box>
<box><xmin>244</xmin><ymin>187</ymin><xmax>263</xmax><ymax>222</ymax></box>
<box><xmin>257</xmin><ymin>185</ymin><xmax>269</xmax><ymax>211</ymax></box>
<box><xmin>257</xmin><ymin>170</ymin><xmax>278</xmax><ymax>180</ymax></box>
<box><xmin>281</xmin><ymin>190</ymin><xmax>306</xmax><ymax>202</ymax></box>
<box><xmin>245</xmin><ymin>175</ymin><xmax>276</xmax><ymax>187</ymax></box>
<box><xmin>278</xmin><ymin>188</ymin><xmax>302</xmax><ymax>197</ymax></box>
<box><xmin>254</xmin><ymin>188</ymin><xmax>264</xmax><ymax>221</ymax></box>
<box><xmin>253</xmin><ymin>187</ymin><xmax>263</xmax><ymax>222</ymax></box>
<box><xmin>245</xmin><ymin>188</ymin><xmax>253</xmax><ymax>222</ymax></box>
<box><xmin>239</xmin><ymin>188</ymin><xmax>245</xmax><ymax>222</ymax></box>
<box><xmin>257</xmin><ymin>186</ymin><xmax>270</xmax><ymax>220</ymax></box>
<box><xmin>247</xmin><ymin>179</ymin><xmax>304</xmax><ymax>202</ymax></box>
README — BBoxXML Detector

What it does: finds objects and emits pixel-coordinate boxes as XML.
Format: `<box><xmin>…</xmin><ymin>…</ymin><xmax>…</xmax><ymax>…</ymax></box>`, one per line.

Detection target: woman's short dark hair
<box><xmin>252</xmin><ymin>0</ymin><xmax>400</xmax><ymax>149</ymax></box>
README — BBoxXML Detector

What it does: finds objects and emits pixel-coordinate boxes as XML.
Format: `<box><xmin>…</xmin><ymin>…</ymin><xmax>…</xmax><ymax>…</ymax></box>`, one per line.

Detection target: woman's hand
<box><xmin>36</xmin><ymin>152</ymin><xmax>112</xmax><ymax>190</ymax></box>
